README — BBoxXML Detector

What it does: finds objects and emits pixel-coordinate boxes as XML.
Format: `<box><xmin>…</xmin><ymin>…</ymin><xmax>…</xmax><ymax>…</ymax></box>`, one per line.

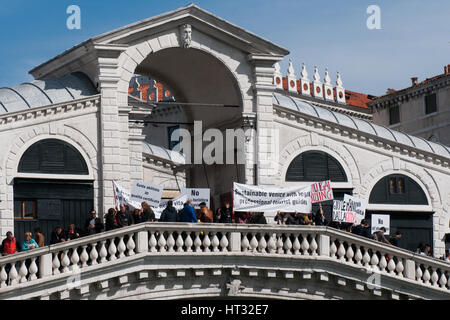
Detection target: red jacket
<box><xmin>2</xmin><ymin>238</ymin><xmax>17</xmax><ymax>255</ymax></box>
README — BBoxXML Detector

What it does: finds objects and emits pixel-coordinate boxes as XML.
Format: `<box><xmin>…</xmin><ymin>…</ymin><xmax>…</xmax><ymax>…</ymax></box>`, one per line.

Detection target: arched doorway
<box><xmin>14</xmin><ymin>139</ymin><xmax>93</xmax><ymax>246</ymax></box>
<box><xmin>366</xmin><ymin>174</ymin><xmax>431</xmax><ymax>252</ymax></box>
<box><xmin>285</xmin><ymin>150</ymin><xmax>352</xmax><ymax>221</ymax></box>
<box><xmin>134</xmin><ymin>47</ymin><xmax>245</xmax><ymax>210</ymax></box>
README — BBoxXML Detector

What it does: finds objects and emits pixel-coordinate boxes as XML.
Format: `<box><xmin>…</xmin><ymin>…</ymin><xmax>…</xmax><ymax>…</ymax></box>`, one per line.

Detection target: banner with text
<box><xmin>233</xmin><ymin>183</ymin><xmax>311</xmax><ymax>213</ymax></box>
<box><xmin>113</xmin><ymin>181</ymin><xmax>141</xmax><ymax>209</ymax></box>
<box><xmin>180</xmin><ymin>188</ymin><xmax>210</xmax><ymax>209</ymax></box>
<box><xmin>332</xmin><ymin>200</ymin><xmax>356</xmax><ymax>223</ymax></box>
<box><xmin>130</xmin><ymin>181</ymin><xmax>163</xmax><ymax>208</ymax></box>
<box><xmin>153</xmin><ymin>193</ymin><xmax>189</xmax><ymax>219</ymax></box>
<box><xmin>311</xmin><ymin>180</ymin><xmax>334</xmax><ymax>203</ymax></box>
<box><xmin>371</xmin><ymin>214</ymin><xmax>390</xmax><ymax>235</ymax></box>
<box><xmin>343</xmin><ymin>194</ymin><xmax>367</xmax><ymax>225</ymax></box>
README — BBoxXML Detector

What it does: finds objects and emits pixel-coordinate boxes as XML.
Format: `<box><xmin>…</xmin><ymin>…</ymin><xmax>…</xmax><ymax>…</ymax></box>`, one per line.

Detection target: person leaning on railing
<box><xmin>180</xmin><ymin>199</ymin><xmax>198</xmax><ymax>223</ymax></box>
<box><xmin>22</xmin><ymin>232</ymin><xmax>39</xmax><ymax>251</ymax></box>
<box><xmin>1</xmin><ymin>231</ymin><xmax>17</xmax><ymax>255</ymax></box>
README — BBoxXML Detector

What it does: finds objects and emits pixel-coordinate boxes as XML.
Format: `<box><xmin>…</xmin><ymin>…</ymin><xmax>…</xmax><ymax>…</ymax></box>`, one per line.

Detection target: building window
<box><xmin>425</xmin><ymin>93</ymin><xmax>437</xmax><ymax>114</ymax></box>
<box><xmin>14</xmin><ymin>200</ymin><xmax>37</xmax><ymax>220</ymax></box>
<box><xmin>389</xmin><ymin>105</ymin><xmax>400</xmax><ymax>125</ymax></box>
<box><xmin>369</xmin><ymin>174</ymin><xmax>427</xmax><ymax>205</ymax></box>
<box><xmin>286</xmin><ymin>151</ymin><xmax>347</xmax><ymax>182</ymax></box>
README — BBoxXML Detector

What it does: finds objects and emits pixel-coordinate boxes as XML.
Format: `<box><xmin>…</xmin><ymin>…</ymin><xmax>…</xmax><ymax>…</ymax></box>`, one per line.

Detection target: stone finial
<box><xmin>287</xmin><ymin>59</ymin><xmax>295</xmax><ymax>77</ymax></box>
<box><xmin>301</xmin><ymin>62</ymin><xmax>308</xmax><ymax>80</ymax></box>
<box><xmin>274</xmin><ymin>62</ymin><xmax>281</xmax><ymax>74</ymax></box>
<box><xmin>336</xmin><ymin>71</ymin><xmax>343</xmax><ymax>87</ymax></box>
<box><xmin>313</xmin><ymin>66</ymin><xmax>320</xmax><ymax>82</ymax></box>
<box><xmin>324</xmin><ymin>68</ymin><xmax>331</xmax><ymax>85</ymax></box>
<box><xmin>180</xmin><ymin>24</ymin><xmax>192</xmax><ymax>48</ymax></box>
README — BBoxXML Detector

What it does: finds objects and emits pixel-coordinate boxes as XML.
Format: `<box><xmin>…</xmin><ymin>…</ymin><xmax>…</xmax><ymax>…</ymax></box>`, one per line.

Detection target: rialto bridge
<box><xmin>0</xmin><ymin>4</ymin><xmax>449</xmax><ymax>300</ymax></box>
<box><xmin>0</xmin><ymin>223</ymin><xmax>449</xmax><ymax>300</ymax></box>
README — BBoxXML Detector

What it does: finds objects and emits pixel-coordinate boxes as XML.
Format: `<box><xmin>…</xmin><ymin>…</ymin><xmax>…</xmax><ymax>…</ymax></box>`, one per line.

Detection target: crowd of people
<box><xmin>1</xmin><ymin>199</ymin><xmax>450</xmax><ymax>262</ymax></box>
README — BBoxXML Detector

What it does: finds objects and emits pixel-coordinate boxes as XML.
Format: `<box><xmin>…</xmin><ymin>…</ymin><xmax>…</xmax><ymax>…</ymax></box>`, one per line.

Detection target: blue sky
<box><xmin>0</xmin><ymin>0</ymin><xmax>449</xmax><ymax>95</ymax></box>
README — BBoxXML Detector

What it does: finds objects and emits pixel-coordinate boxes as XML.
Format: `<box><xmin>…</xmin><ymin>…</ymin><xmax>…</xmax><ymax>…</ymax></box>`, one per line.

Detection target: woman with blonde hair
<box><xmin>22</xmin><ymin>232</ymin><xmax>39</xmax><ymax>251</ymax></box>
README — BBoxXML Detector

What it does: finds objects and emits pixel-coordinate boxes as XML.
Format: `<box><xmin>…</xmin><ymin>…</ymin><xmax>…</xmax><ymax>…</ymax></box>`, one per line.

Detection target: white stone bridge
<box><xmin>0</xmin><ymin>223</ymin><xmax>449</xmax><ymax>300</ymax></box>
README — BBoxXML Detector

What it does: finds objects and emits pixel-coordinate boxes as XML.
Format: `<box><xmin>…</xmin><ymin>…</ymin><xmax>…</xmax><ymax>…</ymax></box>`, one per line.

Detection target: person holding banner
<box><xmin>313</xmin><ymin>203</ymin><xmax>328</xmax><ymax>226</ymax></box>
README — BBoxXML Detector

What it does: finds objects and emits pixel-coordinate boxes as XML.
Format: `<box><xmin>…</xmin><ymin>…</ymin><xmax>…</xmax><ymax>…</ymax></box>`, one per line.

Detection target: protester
<box><xmin>180</xmin><ymin>199</ymin><xmax>198</xmax><ymax>223</ymax></box>
<box><xmin>116</xmin><ymin>203</ymin><xmax>132</xmax><ymax>227</ymax></box>
<box><xmin>84</xmin><ymin>209</ymin><xmax>104</xmax><ymax>235</ymax></box>
<box><xmin>313</xmin><ymin>203</ymin><xmax>327</xmax><ymax>226</ymax></box>
<box><xmin>34</xmin><ymin>227</ymin><xmax>45</xmax><ymax>247</ymax></box>
<box><xmin>236</xmin><ymin>212</ymin><xmax>250</xmax><ymax>224</ymax></box>
<box><xmin>160</xmin><ymin>200</ymin><xmax>178</xmax><ymax>222</ymax></box>
<box><xmin>249</xmin><ymin>212</ymin><xmax>267</xmax><ymax>224</ymax></box>
<box><xmin>199</xmin><ymin>202</ymin><xmax>213</xmax><ymax>223</ymax></box>
<box><xmin>66</xmin><ymin>224</ymin><xmax>81</xmax><ymax>240</ymax></box>
<box><xmin>22</xmin><ymin>232</ymin><xmax>39</xmax><ymax>251</ymax></box>
<box><xmin>217</xmin><ymin>201</ymin><xmax>233</xmax><ymax>223</ymax></box>
<box><xmin>352</xmin><ymin>219</ymin><xmax>371</xmax><ymax>238</ymax></box>
<box><xmin>274</xmin><ymin>211</ymin><xmax>296</xmax><ymax>225</ymax></box>
<box><xmin>298</xmin><ymin>212</ymin><xmax>312</xmax><ymax>226</ymax></box>
<box><xmin>1</xmin><ymin>231</ymin><xmax>17</xmax><ymax>255</ymax></box>
<box><xmin>105</xmin><ymin>208</ymin><xmax>119</xmax><ymax>231</ymax></box>
<box><xmin>130</xmin><ymin>208</ymin><xmax>145</xmax><ymax>224</ymax></box>
<box><xmin>141</xmin><ymin>202</ymin><xmax>156</xmax><ymax>222</ymax></box>
<box><xmin>423</xmin><ymin>244</ymin><xmax>432</xmax><ymax>257</ymax></box>
<box><xmin>372</xmin><ymin>227</ymin><xmax>390</xmax><ymax>244</ymax></box>
<box><xmin>389</xmin><ymin>231</ymin><xmax>402</xmax><ymax>247</ymax></box>
<box><xmin>445</xmin><ymin>250</ymin><xmax>450</xmax><ymax>262</ymax></box>
<box><xmin>50</xmin><ymin>226</ymin><xmax>66</xmax><ymax>244</ymax></box>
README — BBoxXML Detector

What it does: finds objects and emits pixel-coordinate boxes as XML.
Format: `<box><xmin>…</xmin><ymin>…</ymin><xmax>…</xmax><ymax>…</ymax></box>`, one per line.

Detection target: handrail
<box><xmin>0</xmin><ymin>223</ymin><xmax>448</xmax><ymax>298</ymax></box>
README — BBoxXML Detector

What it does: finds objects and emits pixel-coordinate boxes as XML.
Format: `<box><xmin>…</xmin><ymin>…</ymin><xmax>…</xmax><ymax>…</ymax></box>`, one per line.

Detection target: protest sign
<box><xmin>311</xmin><ymin>180</ymin><xmax>334</xmax><ymax>203</ymax></box>
<box><xmin>371</xmin><ymin>214</ymin><xmax>390</xmax><ymax>235</ymax></box>
<box><xmin>130</xmin><ymin>181</ymin><xmax>163</xmax><ymax>208</ymax></box>
<box><xmin>343</xmin><ymin>194</ymin><xmax>367</xmax><ymax>224</ymax></box>
<box><xmin>113</xmin><ymin>181</ymin><xmax>141</xmax><ymax>209</ymax></box>
<box><xmin>332</xmin><ymin>200</ymin><xmax>356</xmax><ymax>223</ymax></box>
<box><xmin>180</xmin><ymin>188</ymin><xmax>210</xmax><ymax>209</ymax></box>
<box><xmin>233</xmin><ymin>182</ymin><xmax>311</xmax><ymax>213</ymax></box>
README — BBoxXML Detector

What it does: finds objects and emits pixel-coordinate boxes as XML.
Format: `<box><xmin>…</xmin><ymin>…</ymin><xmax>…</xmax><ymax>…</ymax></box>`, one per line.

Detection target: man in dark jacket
<box><xmin>249</xmin><ymin>212</ymin><xmax>267</xmax><ymax>224</ymax></box>
<box><xmin>50</xmin><ymin>226</ymin><xmax>66</xmax><ymax>244</ymax></box>
<box><xmin>218</xmin><ymin>202</ymin><xmax>233</xmax><ymax>223</ymax></box>
<box><xmin>105</xmin><ymin>208</ymin><xmax>119</xmax><ymax>231</ymax></box>
<box><xmin>116</xmin><ymin>203</ymin><xmax>132</xmax><ymax>228</ymax></box>
<box><xmin>160</xmin><ymin>201</ymin><xmax>178</xmax><ymax>222</ymax></box>
<box><xmin>352</xmin><ymin>219</ymin><xmax>371</xmax><ymax>238</ymax></box>
<box><xmin>180</xmin><ymin>200</ymin><xmax>198</xmax><ymax>223</ymax></box>
<box><xmin>84</xmin><ymin>209</ymin><xmax>104</xmax><ymax>235</ymax></box>
<box><xmin>313</xmin><ymin>203</ymin><xmax>328</xmax><ymax>226</ymax></box>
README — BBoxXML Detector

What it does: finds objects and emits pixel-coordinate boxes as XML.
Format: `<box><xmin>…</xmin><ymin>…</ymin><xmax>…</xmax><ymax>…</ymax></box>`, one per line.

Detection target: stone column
<box><xmin>248</xmin><ymin>54</ymin><xmax>283</xmax><ymax>186</ymax></box>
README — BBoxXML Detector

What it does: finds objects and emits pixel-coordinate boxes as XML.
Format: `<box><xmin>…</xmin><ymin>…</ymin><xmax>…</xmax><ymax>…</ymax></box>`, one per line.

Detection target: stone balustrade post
<box><xmin>317</xmin><ymin>234</ymin><xmax>330</xmax><ymax>256</ymax></box>
<box><xmin>39</xmin><ymin>253</ymin><xmax>53</xmax><ymax>279</ymax></box>
<box><xmin>404</xmin><ymin>259</ymin><xmax>416</xmax><ymax>280</ymax></box>
<box><xmin>230</xmin><ymin>232</ymin><xmax>241</xmax><ymax>252</ymax></box>
<box><xmin>135</xmin><ymin>231</ymin><xmax>149</xmax><ymax>253</ymax></box>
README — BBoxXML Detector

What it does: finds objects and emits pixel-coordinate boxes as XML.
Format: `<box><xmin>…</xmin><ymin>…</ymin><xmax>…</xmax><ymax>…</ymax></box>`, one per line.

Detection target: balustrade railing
<box><xmin>0</xmin><ymin>223</ymin><xmax>448</xmax><ymax>294</ymax></box>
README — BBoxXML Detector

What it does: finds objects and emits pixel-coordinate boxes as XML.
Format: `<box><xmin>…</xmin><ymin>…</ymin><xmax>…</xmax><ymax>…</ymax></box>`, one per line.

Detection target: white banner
<box><xmin>343</xmin><ymin>194</ymin><xmax>367</xmax><ymax>225</ymax></box>
<box><xmin>180</xmin><ymin>188</ymin><xmax>210</xmax><ymax>209</ymax></box>
<box><xmin>153</xmin><ymin>193</ymin><xmax>189</xmax><ymax>219</ymax></box>
<box><xmin>332</xmin><ymin>200</ymin><xmax>356</xmax><ymax>223</ymax></box>
<box><xmin>113</xmin><ymin>181</ymin><xmax>141</xmax><ymax>209</ymax></box>
<box><xmin>311</xmin><ymin>180</ymin><xmax>334</xmax><ymax>203</ymax></box>
<box><xmin>233</xmin><ymin>182</ymin><xmax>311</xmax><ymax>213</ymax></box>
<box><xmin>371</xmin><ymin>214</ymin><xmax>390</xmax><ymax>235</ymax></box>
<box><xmin>130</xmin><ymin>181</ymin><xmax>163</xmax><ymax>208</ymax></box>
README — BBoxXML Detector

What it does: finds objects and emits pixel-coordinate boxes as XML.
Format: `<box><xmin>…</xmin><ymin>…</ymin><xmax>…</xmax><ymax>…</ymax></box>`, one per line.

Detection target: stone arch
<box><xmin>5</xmin><ymin>124</ymin><xmax>98</xmax><ymax>184</ymax></box>
<box><xmin>114</xmin><ymin>30</ymin><xmax>247</xmax><ymax>110</ymax></box>
<box><xmin>359</xmin><ymin>159</ymin><xmax>441</xmax><ymax>208</ymax></box>
<box><xmin>278</xmin><ymin>133</ymin><xmax>360</xmax><ymax>186</ymax></box>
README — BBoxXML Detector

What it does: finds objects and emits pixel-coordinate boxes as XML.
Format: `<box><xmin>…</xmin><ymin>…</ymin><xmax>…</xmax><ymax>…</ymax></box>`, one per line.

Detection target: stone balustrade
<box><xmin>0</xmin><ymin>223</ymin><xmax>449</xmax><ymax>297</ymax></box>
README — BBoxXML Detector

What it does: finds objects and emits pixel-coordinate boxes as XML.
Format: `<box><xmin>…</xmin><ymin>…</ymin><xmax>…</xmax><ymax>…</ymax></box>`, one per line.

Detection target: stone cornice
<box><xmin>273</xmin><ymin>103</ymin><xmax>450</xmax><ymax>169</ymax></box>
<box><xmin>0</xmin><ymin>95</ymin><xmax>101</xmax><ymax>129</ymax></box>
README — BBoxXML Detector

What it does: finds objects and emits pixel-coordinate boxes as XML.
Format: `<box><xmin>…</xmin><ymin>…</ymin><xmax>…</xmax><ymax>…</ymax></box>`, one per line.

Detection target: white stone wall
<box><xmin>274</xmin><ymin>115</ymin><xmax>450</xmax><ymax>256</ymax></box>
<box><xmin>0</xmin><ymin>98</ymin><xmax>101</xmax><ymax>238</ymax></box>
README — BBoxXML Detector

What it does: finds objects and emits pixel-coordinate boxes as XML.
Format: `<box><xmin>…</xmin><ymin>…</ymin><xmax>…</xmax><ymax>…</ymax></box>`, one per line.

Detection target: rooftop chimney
<box><xmin>411</xmin><ymin>77</ymin><xmax>418</xmax><ymax>86</ymax></box>
<box><xmin>447</xmin><ymin>64</ymin><xmax>450</xmax><ymax>74</ymax></box>
<box><xmin>445</xmin><ymin>66</ymin><xmax>448</xmax><ymax>75</ymax></box>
